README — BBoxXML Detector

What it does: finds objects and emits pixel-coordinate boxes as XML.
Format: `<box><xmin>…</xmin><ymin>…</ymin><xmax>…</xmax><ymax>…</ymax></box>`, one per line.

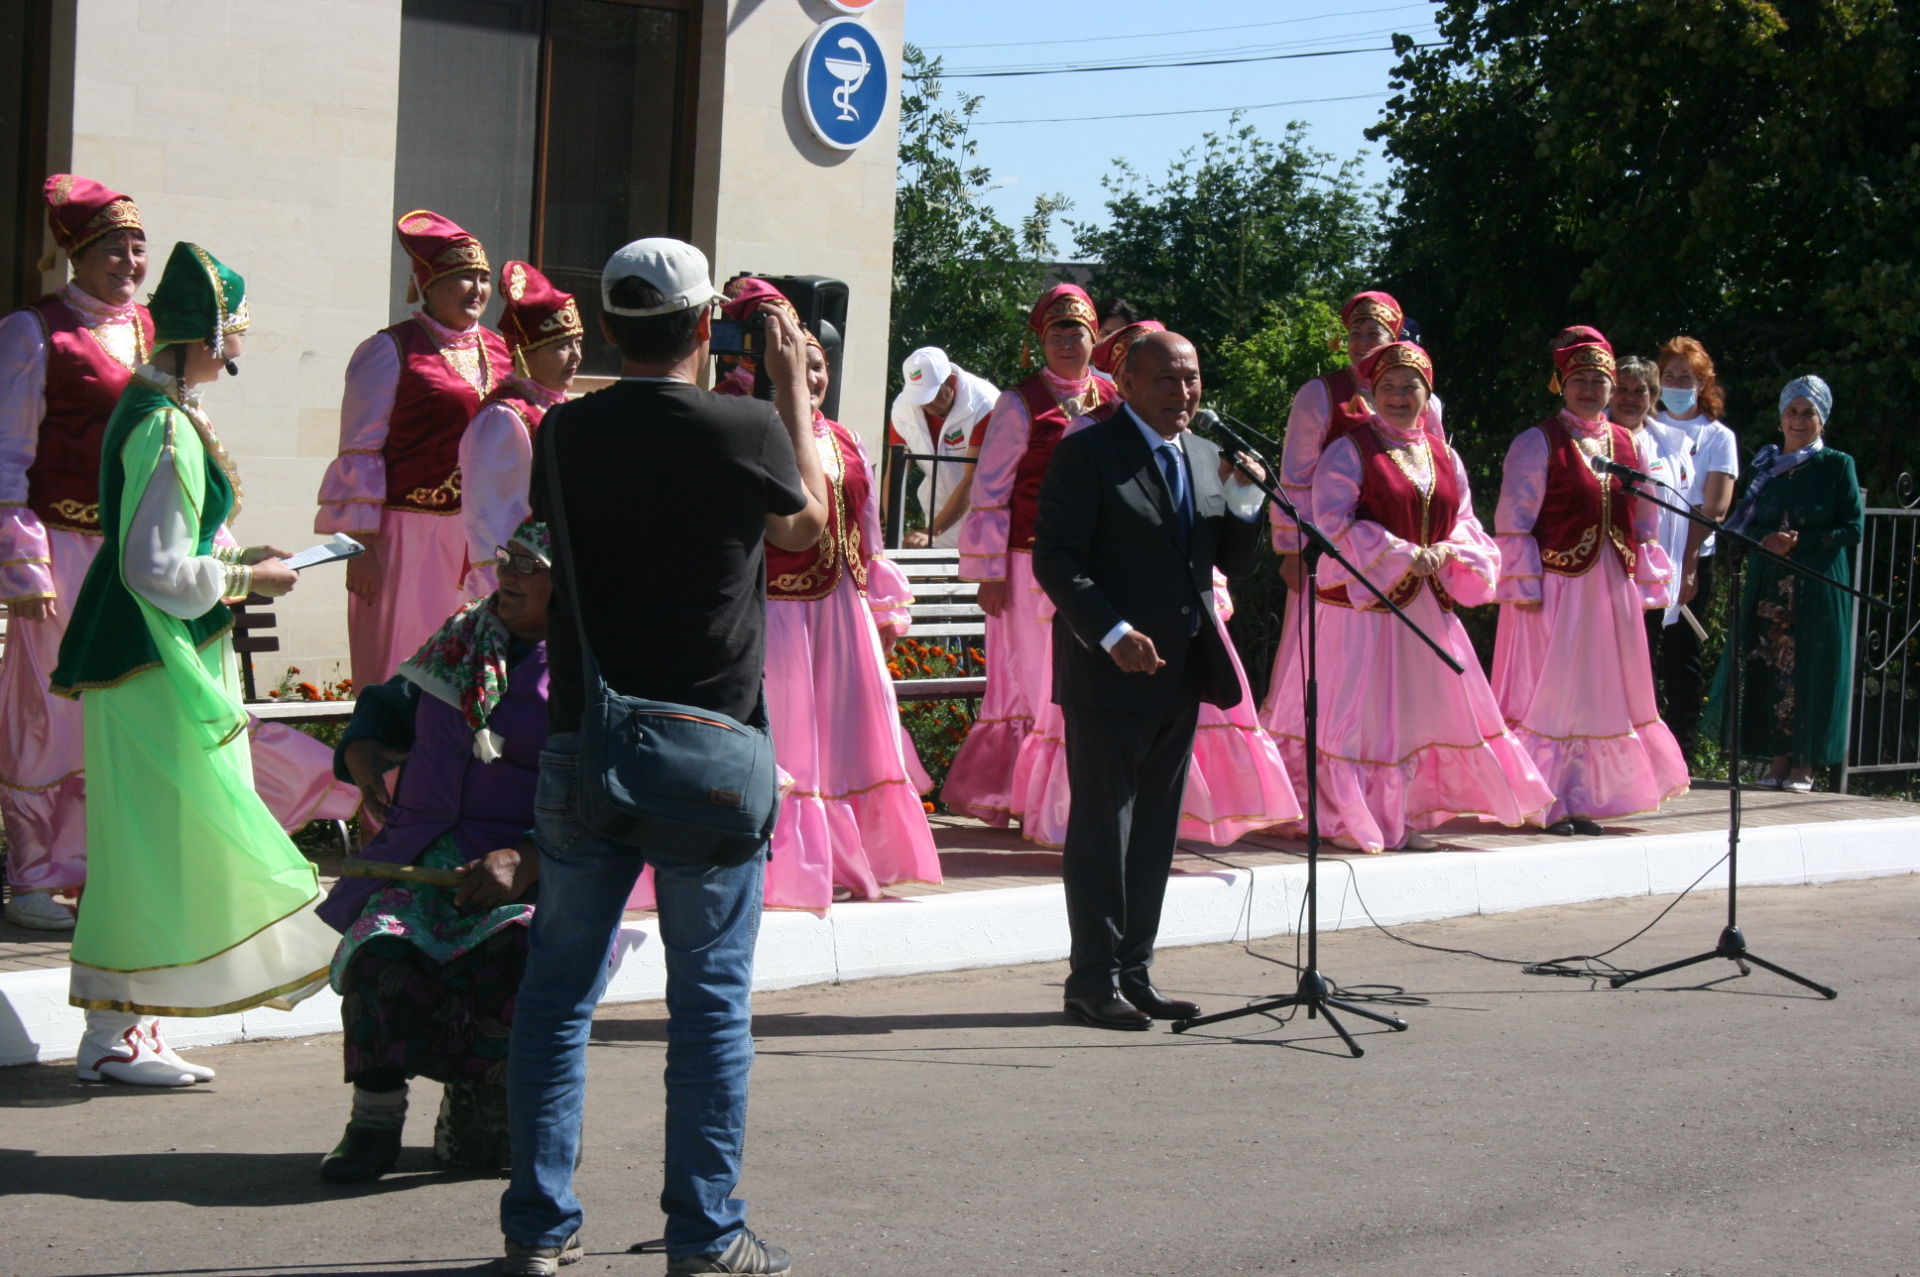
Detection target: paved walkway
<box><xmin>1</xmin><ymin>877</ymin><xmax>1913</xmax><ymax>1276</ymax></box>
<box><xmin>5</xmin><ymin>785</ymin><xmax>1914</xmax><ymax>969</ymax></box>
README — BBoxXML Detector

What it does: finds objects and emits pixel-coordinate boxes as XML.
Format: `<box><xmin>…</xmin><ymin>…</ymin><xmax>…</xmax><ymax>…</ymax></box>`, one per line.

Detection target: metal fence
<box><xmin>883</xmin><ymin>444</ymin><xmax>978</xmax><ymax>549</ymax></box>
<box><xmin>1840</xmin><ymin>474</ymin><xmax>1920</xmax><ymax>792</ymax></box>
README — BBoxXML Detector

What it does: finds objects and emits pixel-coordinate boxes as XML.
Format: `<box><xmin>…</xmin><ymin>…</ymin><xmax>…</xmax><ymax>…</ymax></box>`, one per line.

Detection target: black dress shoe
<box><xmin>1120</xmin><ymin>982</ymin><xmax>1201</xmax><ymax>1020</ymax></box>
<box><xmin>1569</xmin><ymin>817</ymin><xmax>1606</xmax><ymax>836</ymax></box>
<box><xmin>1063</xmin><ymin>991</ymin><xmax>1152</xmax><ymax>1031</ymax></box>
<box><xmin>319</xmin><ymin>1121</ymin><xmax>401</xmax><ymax>1183</ymax></box>
<box><xmin>1545</xmin><ymin>820</ymin><xmax>1576</xmax><ymax>836</ymax></box>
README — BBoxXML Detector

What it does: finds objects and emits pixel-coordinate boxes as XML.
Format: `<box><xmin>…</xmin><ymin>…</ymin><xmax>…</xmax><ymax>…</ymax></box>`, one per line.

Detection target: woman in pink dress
<box><xmin>2</xmin><ymin>176</ymin><xmax>352</xmax><ymax>931</ymax></box>
<box><xmin>1491</xmin><ymin>328</ymin><xmax>1689</xmax><ymax>834</ymax></box>
<box><xmin>457</xmin><ymin>261</ymin><xmax>582</xmax><ymax>597</ymax></box>
<box><xmin>631</xmin><ymin>302</ymin><xmax>938</xmax><ymax>914</ymax></box>
<box><xmin>315</xmin><ymin>210</ymin><xmax>513</xmax><ymax>688</ymax></box>
<box><xmin>1260</xmin><ymin>291</ymin><xmax>1421</xmax><ymax>792</ymax></box>
<box><xmin>944</xmin><ymin>284</ymin><xmax>1112</xmax><ymax>825</ymax></box>
<box><xmin>1010</xmin><ymin>320</ymin><xmax>1302</xmax><ymax>847</ymax></box>
<box><xmin>1265</xmin><ymin>342</ymin><xmax>1553</xmax><ymax>851</ymax></box>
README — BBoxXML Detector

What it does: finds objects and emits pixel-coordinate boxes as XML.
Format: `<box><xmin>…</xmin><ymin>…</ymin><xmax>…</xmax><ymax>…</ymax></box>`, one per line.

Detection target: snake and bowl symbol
<box><xmin>823</xmin><ymin>36</ymin><xmax>871</xmax><ymax>122</ymax></box>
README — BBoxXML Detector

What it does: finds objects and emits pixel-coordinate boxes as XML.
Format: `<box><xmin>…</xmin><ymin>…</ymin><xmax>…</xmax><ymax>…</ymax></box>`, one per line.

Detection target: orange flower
<box><xmin>297</xmin><ymin>681</ymin><xmax>322</xmax><ymax>700</ymax></box>
<box><xmin>922</xmin><ymin>801</ymin><xmax>935</xmax><ymax>813</ymax></box>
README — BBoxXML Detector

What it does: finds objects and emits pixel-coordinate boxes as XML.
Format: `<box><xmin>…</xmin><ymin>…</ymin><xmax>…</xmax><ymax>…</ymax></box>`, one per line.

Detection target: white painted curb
<box><xmin>6</xmin><ymin>816</ymin><xmax>1916</xmax><ymax>1067</ymax></box>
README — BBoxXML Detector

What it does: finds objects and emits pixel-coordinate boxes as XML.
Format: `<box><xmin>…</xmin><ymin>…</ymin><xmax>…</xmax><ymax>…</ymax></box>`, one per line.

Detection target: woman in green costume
<box><xmin>1707</xmin><ymin>375</ymin><xmax>1864</xmax><ymax>792</ymax></box>
<box><xmin>51</xmin><ymin>242</ymin><xmax>337</xmax><ymax>1087</ymax></box>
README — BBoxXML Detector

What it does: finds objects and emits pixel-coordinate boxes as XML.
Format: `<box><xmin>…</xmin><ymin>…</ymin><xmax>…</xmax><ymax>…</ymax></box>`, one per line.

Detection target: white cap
<box><xmin>900</xmin><ymin>347</ymin><xmax>952</xmax><ymax>406</ymax></box>
<box><xmin>601</xmin><ymin>238</ymin><xmax>724</xmax><ymax>317</ymax></box>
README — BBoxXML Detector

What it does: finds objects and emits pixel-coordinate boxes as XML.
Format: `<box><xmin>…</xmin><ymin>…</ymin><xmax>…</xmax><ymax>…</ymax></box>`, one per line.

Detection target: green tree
<box><xmin>1370</xmin><ymin>0</ymin><xmax>1920</xmax><ymax>490</ymax></box>
<box><xmin>1071</xmin><ymin>117</ymin><xmax>1382</xmax><ymax>419</ymax></box>
<box><xmin>890</xmin><ymin>45</ymin><xmax>1065</xmax><ymax>400</ymax></box>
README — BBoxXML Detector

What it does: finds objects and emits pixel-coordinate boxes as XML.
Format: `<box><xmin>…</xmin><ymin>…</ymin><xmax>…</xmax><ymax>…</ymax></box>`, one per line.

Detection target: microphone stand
<box><xmin>1172</xmin><ymin>408</ymin><xmax>1463</xmax><ymax>1055</ymax></box>
<box><xmin>1603</xmin><ymin>467</ymin><xmax>1886</xmax><ymax>997</ymax></box>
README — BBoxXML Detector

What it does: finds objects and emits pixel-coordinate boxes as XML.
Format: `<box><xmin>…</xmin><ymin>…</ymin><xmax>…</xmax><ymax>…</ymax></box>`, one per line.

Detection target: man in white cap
<box><xmin>497</xmin><ymin>237</ymin><xmax>825</xmax><ymax>1277</ymax></box>
<box><xmin>886</xmin><ymin>346</ymin><xmax>998</xmax><ymax>547</ymax></box>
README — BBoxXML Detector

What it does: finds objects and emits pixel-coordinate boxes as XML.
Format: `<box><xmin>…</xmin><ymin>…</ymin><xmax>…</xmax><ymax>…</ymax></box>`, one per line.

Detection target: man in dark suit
<box><xmin>1033</xmin><ymin>330</ymin><xmax>1267</xmax><ymax>1030</ymax></box>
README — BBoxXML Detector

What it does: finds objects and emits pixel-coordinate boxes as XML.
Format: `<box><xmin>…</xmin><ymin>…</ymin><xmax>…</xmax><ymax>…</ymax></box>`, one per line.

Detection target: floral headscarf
<box><xmin>396</xmin><ymin>519</ymin><xmax>550</xmax><ymax>761</ymax></box>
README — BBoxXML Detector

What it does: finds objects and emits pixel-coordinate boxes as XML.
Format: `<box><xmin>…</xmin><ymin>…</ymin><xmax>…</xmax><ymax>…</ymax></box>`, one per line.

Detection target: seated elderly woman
<box><xmin>315</xmin><ymin>520</ymin><xmax>551</xmax><ymax>1184</ymax></box>
<box><xmin>1707</xmin><ymin>375</ymin><xmax>1863</xmax><ymax>791</ymax></box>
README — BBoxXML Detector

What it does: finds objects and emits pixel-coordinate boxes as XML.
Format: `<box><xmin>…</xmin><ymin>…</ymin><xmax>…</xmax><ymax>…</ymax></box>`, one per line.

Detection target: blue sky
<box><xmin>901</xmin><ymin>0</ymin><xmax>1439</xmax><ymax>253</ymax></box>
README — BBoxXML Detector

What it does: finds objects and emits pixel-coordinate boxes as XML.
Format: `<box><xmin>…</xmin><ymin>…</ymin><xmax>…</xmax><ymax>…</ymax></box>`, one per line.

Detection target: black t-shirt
<box><xmin>533</xmin><ymin>379</ymin><xmax>808</xmax><ymax>731</ymax></box>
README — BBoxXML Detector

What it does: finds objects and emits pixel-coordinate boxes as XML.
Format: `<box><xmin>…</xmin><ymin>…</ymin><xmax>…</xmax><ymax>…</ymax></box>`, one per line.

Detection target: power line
<box><xmin>939</xmin><ymin>24</ymin><xmax>1436</xmax><ymax>78</ymax></box>
<box><xmin>972</xmin><ymin>91</ymin><xmax>1391</xmax><ymax>128</ymax></box>
<box><xmin>907</xmin><ymin>43</ymin><xmax>1436</xmax><ymax>81</ymax></box>
<box><xmin>922</xmin><ymin>3</ymin><xmax>1434</xmax><ymax>52</ymax></box>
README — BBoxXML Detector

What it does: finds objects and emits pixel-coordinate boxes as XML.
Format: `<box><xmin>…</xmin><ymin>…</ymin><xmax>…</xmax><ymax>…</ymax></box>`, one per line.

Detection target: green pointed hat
<box><xmin>148</xmin><ymin>241</ymin><xmax>250</xmax><ymax>356</ymax></box>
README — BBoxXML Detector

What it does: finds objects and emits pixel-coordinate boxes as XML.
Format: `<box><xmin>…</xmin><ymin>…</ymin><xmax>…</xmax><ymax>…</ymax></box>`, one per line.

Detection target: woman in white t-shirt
<box><xmin>1612</xmin><ymin>356</ymin><xmax>1696</xmax><ymax>670</ymax></box>
<box><xmin>1651</xmin><ymin>336</ymin><xmax>1739</xmax><ymax>763</ymax></box>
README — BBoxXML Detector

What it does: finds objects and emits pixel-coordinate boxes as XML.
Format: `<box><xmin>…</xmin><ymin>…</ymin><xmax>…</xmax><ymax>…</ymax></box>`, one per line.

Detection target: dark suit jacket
<box><xmin>1032</xmin><ymin>406</ymin><xmax>1262</xmax><ymax>715</ymax></box>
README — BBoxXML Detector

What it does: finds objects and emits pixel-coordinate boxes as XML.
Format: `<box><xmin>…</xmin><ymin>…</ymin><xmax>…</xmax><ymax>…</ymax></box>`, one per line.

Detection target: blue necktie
<box><xmin>1158</xmin><ymin>440</ymin><xmax>1192</xmax><ymax>536</ymax></box>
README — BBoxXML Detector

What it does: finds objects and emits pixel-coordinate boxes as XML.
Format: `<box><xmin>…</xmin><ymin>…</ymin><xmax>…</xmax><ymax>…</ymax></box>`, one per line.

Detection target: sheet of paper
<box><xmin>282</xmin><ymin>533</ymin><xmax>365</xmax><ymax>570</ymax></box>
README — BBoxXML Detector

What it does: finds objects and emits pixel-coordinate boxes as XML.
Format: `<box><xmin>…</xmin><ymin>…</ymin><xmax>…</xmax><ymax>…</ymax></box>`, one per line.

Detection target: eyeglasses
<box><xmin>493</xmin><ymin>547</ymin><xmax>548</xmax><ymax>577</ymax></box>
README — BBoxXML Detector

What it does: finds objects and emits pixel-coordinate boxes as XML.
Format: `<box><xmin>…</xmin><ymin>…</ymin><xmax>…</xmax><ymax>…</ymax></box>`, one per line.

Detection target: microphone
<box><xmin>1189</xmin><ymin>407</ymin><xmax>1224</xmax><ymax>436</ymax></box>
<box><xmin>1588</xmin><ymin>451</ymin><xmax>1657</xmax><ymax>486</ymax></box>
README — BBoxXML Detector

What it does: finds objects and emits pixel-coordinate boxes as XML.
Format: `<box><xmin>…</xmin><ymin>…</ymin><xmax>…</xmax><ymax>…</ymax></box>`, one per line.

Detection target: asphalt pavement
<box><xmin>4</xmin><ymin>876</ymin><xmax>1915</xmax><ymax>1277</ymax></box>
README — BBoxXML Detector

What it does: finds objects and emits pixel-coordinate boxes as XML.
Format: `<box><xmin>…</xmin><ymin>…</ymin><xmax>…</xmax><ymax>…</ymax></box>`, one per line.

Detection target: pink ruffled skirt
<box><xmin>1491</xmin><ymin>556</ymin><xmax>1690</xmax><ymax>823</ymax></box>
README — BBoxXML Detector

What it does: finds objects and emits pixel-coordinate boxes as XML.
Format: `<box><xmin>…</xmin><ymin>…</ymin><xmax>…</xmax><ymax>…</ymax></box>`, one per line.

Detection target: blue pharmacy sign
<box><xmin>798</xmin><ymin>18</ymin><xmax>888</xmax><ymax>152</ymax></box>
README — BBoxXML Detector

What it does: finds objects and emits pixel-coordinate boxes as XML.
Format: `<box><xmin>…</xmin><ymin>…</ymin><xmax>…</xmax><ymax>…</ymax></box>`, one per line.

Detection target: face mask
<box><xmin>1660</xmin><ymin>386</ymin><xmax>1697</xmax><ymax>415</ymax></box>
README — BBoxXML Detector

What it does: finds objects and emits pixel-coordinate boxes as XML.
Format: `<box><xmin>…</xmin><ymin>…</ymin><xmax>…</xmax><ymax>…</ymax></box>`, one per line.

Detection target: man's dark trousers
<box><xmin>1060</xmin><ymin>662</ymin><xmax>1203</xmax><ymax>998</ymax></box>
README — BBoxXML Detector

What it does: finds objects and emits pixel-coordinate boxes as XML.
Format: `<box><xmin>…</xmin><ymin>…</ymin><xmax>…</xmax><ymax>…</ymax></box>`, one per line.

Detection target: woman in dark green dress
<box><xmin>1708</xmin><ymin>375</ymin><xmax>1863</xmax><ymax>790</ymax></box>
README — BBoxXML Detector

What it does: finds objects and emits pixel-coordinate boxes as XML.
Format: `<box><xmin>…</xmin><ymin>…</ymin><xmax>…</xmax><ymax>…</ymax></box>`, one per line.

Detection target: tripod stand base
<box><xmin>1608</xmin><ymin>924</ymin><xmax>1837</xmax><ymax>998</ymax></box>
<box><xmin>1171</xmin><ymin>968</ymin><xmax>1409</xmax><ymax>1057</ymax></box>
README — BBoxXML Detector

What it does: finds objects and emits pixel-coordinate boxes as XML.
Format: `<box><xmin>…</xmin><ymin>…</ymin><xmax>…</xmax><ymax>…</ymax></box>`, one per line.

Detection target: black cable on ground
<box><xmin>1181</xmin><ymin>837</ymin><xmax>1734</xmax><ymax>995</ymax></box>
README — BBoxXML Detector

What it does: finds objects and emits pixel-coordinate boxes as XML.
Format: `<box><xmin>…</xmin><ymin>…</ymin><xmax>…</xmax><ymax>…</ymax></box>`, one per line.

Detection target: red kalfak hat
<box><xmin>720</xmin><ymin>276</ymin><xmax>800</xmax><ymax>324</ymax></box>
<box><xmin>497</xmin><ymin>261</ymin><xmax>583</xmax><ymax>353</ymax></box>
<box><xmin>1359</xmin><ymin>340</ymin><xmax>1435</xmax><ymax>389</ymax></box>
<box><xmin>1092</xmin><ymin>319</ymin><xmax>1166</xmax><ymax>378</ymax></box>
<box><xmin>1027</xmin><ymin>283</ymin><xmax>1097</xmax><ymax>337</ymax></box>
<box><xmin>1340</xmin><ymin>290</ymin><xmax>1405</xmax><ymax>336</ymax></box>
<box><xmin>396</xmin><ymin>209</ymin><xmax>489</xmax><ymax>302</ymax></box>
<box><xmin>1550</xmin><ymin>327</ymin><xmax>1615</xmax><ymax>393</ymax></box>
<box><xmin>40</xmin><ymin>173</ymin><xmax>143</xmax><ymax>269</ymax></box>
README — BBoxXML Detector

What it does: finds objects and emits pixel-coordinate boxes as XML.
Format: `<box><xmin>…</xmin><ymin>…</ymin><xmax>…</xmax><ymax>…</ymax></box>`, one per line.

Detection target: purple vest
<box><xmin>319</xmin><ymin>643</ymin><xmax>549</xmax><ymax>931</ymax></box>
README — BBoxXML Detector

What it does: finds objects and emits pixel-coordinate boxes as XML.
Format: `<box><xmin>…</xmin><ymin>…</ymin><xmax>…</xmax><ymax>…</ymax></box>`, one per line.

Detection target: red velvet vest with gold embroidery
<box><xmin>1319</xmin><ymin>366</ymin><xmax>1374</xmax><ymax>452</ymax></box>
<box><xmin>381</xmin><ymin>317</ymin><xmax>512</xmax><ymax>514</ymax></box>
<box><xmin>25</xmin><ymin>295</ymin><xmax>152</xmax><ymax>535</ymax></box>
<box><xmin>1007</xmin><ymin>373</ymin><xmax>1110</xmax><ymax>553</ymax></box>
<box><xmin>1319</xmin><ymin>423</ymin><xmax>1462</xmax><ymax>611</ymax></box>
<box><xmin>767</xmin><ymin>416</ymin><xmax>871</xmax><ymax>602</ymax></box>
<box><xmin>1532</xmin><ymin>415</ymin><xmax>1637</xmax><ymax>577</ymax></box>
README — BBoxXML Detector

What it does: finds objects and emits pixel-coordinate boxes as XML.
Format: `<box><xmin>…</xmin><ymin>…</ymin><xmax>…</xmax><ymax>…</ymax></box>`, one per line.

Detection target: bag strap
<box><xmin>540</xmin><ymin>410</ymin><xmax>607</xmax><ymax>693</ymax></box>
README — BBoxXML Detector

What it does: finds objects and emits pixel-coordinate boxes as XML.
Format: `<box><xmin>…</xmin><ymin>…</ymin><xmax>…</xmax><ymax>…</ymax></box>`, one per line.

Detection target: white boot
<box><xmin>75</xmin><ymin>1010</ymin><xmax>193</xmax><ymax>1087</ymax></box>
<box><xmin>144</xmin><ymin>1019</ymin><xmax>216</xmax><ymax>1082</ymax></box>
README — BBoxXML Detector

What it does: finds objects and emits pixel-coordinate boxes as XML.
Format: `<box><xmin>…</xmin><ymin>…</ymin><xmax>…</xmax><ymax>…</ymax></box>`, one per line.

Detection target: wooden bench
<box><xmin>889</xmin><ymin>547</ymin><xmax>987</xmax><ymax>703</ymax></box>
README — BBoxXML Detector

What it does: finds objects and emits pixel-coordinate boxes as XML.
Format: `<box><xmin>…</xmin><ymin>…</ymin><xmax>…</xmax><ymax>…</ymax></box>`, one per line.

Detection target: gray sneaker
<box><xmin>499</xmin><ymin>1231</ymin><xmax>583</xmax><ymax>1275</ymax></box>
<box><xmin>665</xmin><ymin>1229</ymin><xmax>791</xmax><ymax>1275</ymax></box>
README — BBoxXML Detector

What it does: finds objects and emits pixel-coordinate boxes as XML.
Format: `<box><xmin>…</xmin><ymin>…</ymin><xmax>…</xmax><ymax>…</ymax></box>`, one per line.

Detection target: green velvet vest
<box><xmin>50</xmin><ymin>380</ymin><xmax>235</xmax><ymax>695</ymax></box>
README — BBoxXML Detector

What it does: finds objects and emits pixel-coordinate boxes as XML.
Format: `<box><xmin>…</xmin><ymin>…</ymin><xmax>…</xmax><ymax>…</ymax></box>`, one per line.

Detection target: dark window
<box><xmin>391</xmin><ymin>0</ymin><xmax>544</xmax><ymax>328</ymax></box>
<box><xmin>535</xmin><ymin>0</ymin><xmax>697</xmax><ymax>376</ymax></box>
<box><xmin>2</xmin><ymin>1</ymin><xmax>52</xmax><ymax>310</ymax></box>
<box><xmin>392</xmin><ymin>0</ymin><xmax>698</xmax><ymax>373</ymax></box>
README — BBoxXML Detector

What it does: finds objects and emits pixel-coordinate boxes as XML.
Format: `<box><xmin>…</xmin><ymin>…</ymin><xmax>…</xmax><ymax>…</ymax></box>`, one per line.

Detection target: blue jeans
<box><xmin>501</xmin><ymin>732</ymin><xmax>765</xmax><ymax>1258</ymax></box>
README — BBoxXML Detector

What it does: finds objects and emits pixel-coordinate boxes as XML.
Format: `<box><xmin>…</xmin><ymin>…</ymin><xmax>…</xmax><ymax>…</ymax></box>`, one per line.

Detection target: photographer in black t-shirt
<box><xmin>498</xmin><ymin>238</ymin><xmax>825</xmax><ymax>1277</ymax></box>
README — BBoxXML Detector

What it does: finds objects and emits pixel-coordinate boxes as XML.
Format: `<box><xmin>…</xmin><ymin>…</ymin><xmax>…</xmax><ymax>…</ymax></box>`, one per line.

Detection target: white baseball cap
<box><xmin>901</xmin><ymin>347</ymin><xmax>953</xmax><ymax>406</ymax></box>
<box><xmin>601</xmin><ymin>238</ymin><xmax>724</xmax><ymax>317</ymax></box>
